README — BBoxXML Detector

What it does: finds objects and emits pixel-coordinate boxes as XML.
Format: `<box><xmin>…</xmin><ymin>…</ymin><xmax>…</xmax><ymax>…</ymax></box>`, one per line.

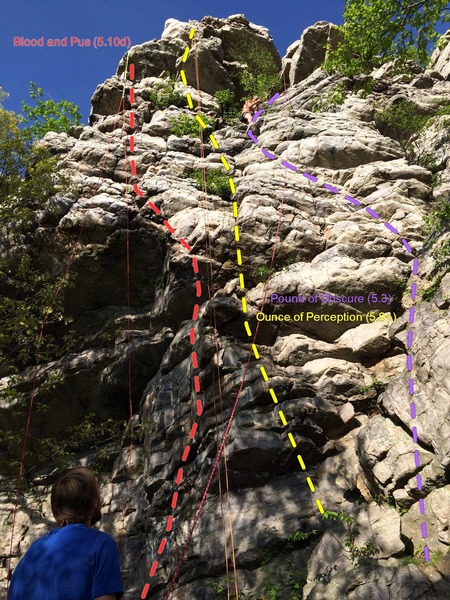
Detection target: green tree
<box><xmin>0</xmin><ymin>104</ymin><xmax>75</xmax><ymax>374</ymax></box>
<box><xmin>233</xmin><ymin>38</ymin><xmax>281</xmax><ymax>100</ymax></box>
<box><xmin>21</xmin><ymin>81</ymin><xmax>82</xmax><ymax>140</ymax></box>
<box><xmin>325</xmin><ymin>0</ymin><xmax>450</xmax><ymax>76</ymax></box>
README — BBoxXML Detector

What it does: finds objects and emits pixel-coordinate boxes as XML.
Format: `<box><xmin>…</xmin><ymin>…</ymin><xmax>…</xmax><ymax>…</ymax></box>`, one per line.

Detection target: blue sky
<box><xmin>0</xmin><ymin>0</ymin><xmax>346</xmax><ymax>120</ymax></box>
<box><xmin>0</xmin><ymin>0</ymin><xmax>448</xmax><ymax>121</ymax></box>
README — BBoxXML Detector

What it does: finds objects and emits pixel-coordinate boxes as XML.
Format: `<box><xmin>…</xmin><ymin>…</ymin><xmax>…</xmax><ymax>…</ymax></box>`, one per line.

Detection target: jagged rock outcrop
<box><xmin>1</xmin><ymin>16</ymin><xmax>450</xmax><ymax>600</ymax></box>
<box><xmin>283</xmin><ymin>20</ymin><xmax>342</xmax><ymax>86</ymax></box>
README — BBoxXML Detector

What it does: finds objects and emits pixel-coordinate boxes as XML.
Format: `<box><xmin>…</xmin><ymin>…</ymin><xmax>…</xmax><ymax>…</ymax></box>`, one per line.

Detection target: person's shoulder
<box><xmin>92</xmin><ymin>528</ymin><xmax>120</xmax><ymax>551</ymax></box>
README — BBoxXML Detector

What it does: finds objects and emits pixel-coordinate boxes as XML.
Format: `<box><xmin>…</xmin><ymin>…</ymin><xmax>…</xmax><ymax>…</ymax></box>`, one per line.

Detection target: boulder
<box><xmin>428</xmin><ymin>29</ymin><xmax>450</xmax><ymax>80</ymax></box>
<box><xmin>288</xmin><ymin>21</ymin><xmax>342</xmax><ymax>86</ymax></box>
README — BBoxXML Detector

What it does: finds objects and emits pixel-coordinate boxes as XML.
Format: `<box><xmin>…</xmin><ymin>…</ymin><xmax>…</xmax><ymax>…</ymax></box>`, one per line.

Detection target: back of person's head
<box><xmin>51</xmin><ymin>466</ymin><xmax>101</xmax><ymax>527</ymax></box>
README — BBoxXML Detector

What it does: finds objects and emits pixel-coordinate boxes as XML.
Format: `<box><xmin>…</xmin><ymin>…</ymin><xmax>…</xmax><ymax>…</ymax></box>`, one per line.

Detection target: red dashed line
<box><xmin>127</xmin><ymin>54</ymin><xmax>210</xmax><ymax>596</ymax></box>
<box><xmin>182</xmin><ymin>446</ymin><xmax>191</xmax><ymax>462</ymax></box>
<box><xmin>180</xmin><ymin>238</ymin><xmax>192</xmax><ymax>251</ymax></box>
<box><xmin>163</xmin><ymin>219</ymin><xmax>175</xmax><ymax>234</ymax></box>
<box><xmin>158</xmin><ymin>538</ymin><xmax>167</xmax><ymax>555</ymax></box>
<box><xmin>147</xmin><ymin>201</ymin><xmax>161</xmax><ymax>215</ymax></box>
<box><xmin>192</xmin><ymin>304</ymin><xmax>199</xmax><ymax>320</ymax></box>
<box><xmin>176</xmin><ymin>468</ymin><xmax>183</xmax><ymax>485</ymax></box>
<box><xmin>133</xmin><ymin>184</ymin><xmax>144</xmax><ymax>197</ymax></box>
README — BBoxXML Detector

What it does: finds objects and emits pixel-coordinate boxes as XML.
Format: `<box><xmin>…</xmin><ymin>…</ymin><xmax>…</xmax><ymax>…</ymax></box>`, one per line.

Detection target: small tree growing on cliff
<box><xmin>22</xmin><ymin>82</ymin><xmax>82</xmax><ymax>140</ymax></box>
<box><xmin>324</xmin><ymin>0</ymin><xmax>450</xmax><ymax>76</ymax></box>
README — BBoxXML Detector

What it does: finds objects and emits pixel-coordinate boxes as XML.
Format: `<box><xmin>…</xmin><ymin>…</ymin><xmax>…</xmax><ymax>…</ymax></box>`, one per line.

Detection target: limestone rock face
<box><xmin>429</xmin><ymin>29</ymin><xmax>450</xmax><ymax>80</ymax></box>
<box><xmin>1</xmin><ymin>14</ymin><xmax>450</xmax><ymax>600</ymax></box>
<box><xmin>285</xmin><ymin>20</ymin><xmax>342</xmax><ymax>86</ymax></box>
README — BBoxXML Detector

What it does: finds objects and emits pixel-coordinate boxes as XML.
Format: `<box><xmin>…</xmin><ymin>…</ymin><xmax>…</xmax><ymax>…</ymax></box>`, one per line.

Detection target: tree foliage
<box><xmin>325</xmin><ymin>0</ymin><xmax>450</xmax><ymax>76</ymax></box>
<box><xmin>233</xmin><ymin>38</ymin><xmax>281</xmax><ymax>100</ymax></box>
<box><xmin>0</xmin><ymin>102</ymin><xmax>76</xmax><ymax>375</ymax></box>
<box><xmin>21</xmin><ymin>81</ymin><xmax>82</xmax><ymax>140</ymax></box>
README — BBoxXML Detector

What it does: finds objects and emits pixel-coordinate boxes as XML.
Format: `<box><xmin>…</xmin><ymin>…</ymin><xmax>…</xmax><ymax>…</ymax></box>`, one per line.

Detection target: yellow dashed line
<box><xmin>260</xmin><ymin>366</ymin><xmax>269</xmax><ymax>381</ymax></box>
<box><xmin>196</xmin><ymin>115</ymin><xmax>207</xmax><ymax>129</ymax></box>
<box><xmin>306</xmin><ymin>477</ymin><xmax>315</xmax><ymax>492</ymax></box>
<box><xmin>177</xmin><ymin>30</ymin><xmax>326</xmax><ymax>521</ymax></box>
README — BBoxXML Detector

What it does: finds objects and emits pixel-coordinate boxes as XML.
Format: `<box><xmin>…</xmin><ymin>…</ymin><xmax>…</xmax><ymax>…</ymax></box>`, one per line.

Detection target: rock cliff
<box><xmin>1</xmin><ymin>14</ymin><xmax>450</xmax><ymax>600</ymax></box>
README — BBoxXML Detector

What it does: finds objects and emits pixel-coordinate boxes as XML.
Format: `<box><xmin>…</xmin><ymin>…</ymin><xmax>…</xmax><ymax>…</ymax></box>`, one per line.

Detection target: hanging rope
<box><xmin>6</xmin><ymin>63</ymin><xmax>132</xmax><ymax>589</ymax></box>
<box><xmin>192</xmin><ymin>32</ymin><xmax>240</xmax><ymax>599</ymax></box>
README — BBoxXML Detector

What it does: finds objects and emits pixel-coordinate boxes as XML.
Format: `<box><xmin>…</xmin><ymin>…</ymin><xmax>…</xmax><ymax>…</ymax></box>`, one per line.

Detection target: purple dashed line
<box><xmin>385</xmin><ymin>222</ymin><xmax>399</xmax><ymax>235</ymax></box>
<box><xmin>414</xmin><ymin>451</ymin><xmax>421</xmax><ymax>467</ymax></box>
<box><xmin>366</xmin><ymin>207</ymin><xmax>380</xmax><ymax>219</ymax></box>
<box><xmin>281</xmin><ymin>160</ymin><xmax>296</xmax><ymax>171</ymax></box>
<box><xmin>248</xmin><ymin>130</ymin><xmax>258</xmax><ymax>144</ymax></box>
<box><xmin>243</xmin><ymin>95</ymin><xmax>432</xmax><ymax>561</ymax></box>
<box><xmin>262</xmin><ymin>148</ymin><xmax>276</xmax><ymax>160</ymax></box>
<box><xmin>304</xmin><ymin>172</ymin><xmax>318</xmax><ymax>182</ymax></box>
<box><xmin>402</xmin><ymin>239</ymin><xmax>413</xmax><ymax>253</ymax></box>
<box><xmin>252</xmin><ymin>108</ymin><xmax>264</xmax><ymax>122</ymax></box>
<box><xmin>407</xmin><ymin>331</ymin><xmax>413</xmax><ymax>347</ymax></box>
<box><xmin>345</xmin><ymin>194</ymin><xmax>360</xmax><ymax>205</ymax></box>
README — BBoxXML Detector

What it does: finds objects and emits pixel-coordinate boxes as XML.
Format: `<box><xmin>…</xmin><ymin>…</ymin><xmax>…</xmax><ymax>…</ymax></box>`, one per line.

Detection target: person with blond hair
<box><xmin>240</xmin><ymin>96</ymin><xmax>262</xmax><ymax>125</ymax></box>
<box><xmin>8</xmin><ymin>466</ymin><xmax>123</xmax><ymax>600</ymax></box>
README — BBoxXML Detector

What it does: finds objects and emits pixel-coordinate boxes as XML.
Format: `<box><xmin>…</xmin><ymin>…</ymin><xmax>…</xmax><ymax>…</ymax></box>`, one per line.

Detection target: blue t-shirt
<box><xmin>8</xmin><ymin>523</ymin><xmax>123</xmax><ymax>600</ymax></box>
